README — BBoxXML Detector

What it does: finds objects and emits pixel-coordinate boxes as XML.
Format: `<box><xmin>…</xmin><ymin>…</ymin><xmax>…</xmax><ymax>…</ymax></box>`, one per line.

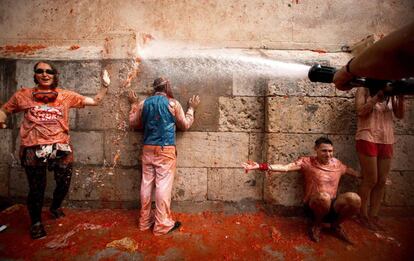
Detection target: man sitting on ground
<box><xmin>242</xmin><ymin>137</ymin><xmax>361</xmax><ymax>243</ymax></box>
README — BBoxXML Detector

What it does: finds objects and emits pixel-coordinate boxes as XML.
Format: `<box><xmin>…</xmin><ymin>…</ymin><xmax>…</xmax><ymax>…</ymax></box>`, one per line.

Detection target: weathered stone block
<box><xmin>267</xmin><ymin>78</ymin><xmax>336</xmax><ymax>97</ymax></box>
<box><xmin>395</xmin><ymin>98</ymin><xmax>414</xmax><ymax>135</ymax></box>
<box><xmin>249</xmin><ymin>133</ymin><xmax>265</xmax><ymax>163</ymax></box>
<box><xmin>172</xmin><ymin>168</ymin><xmax>207</xmax><ymax>201</ymax></box>
<box><xmin>334</xmin><ymin>87</ymin><xmax>357</xmax><ymax>99</ymax></box>
<box><xmin>267</xmin><ymin>96</ymin><xmax>356</xmax><ymax>134</ymax></box>
<box><xmin>393</xmin><ymin>135</ymin><xmax>414</xmax><ymax>171</ymax></box>
<box><xmin>9</xmin><ymin>167</ymin><xmax>54</xmax><ymax>198</ymax></box>
<box><xmin>385</xmin><ymin>171</ymin><xmax>414</xmax><ymax>206</ymax></box>
<box><xmin>176</xmin><ymin>132</ymin><xmax>249</xmax><ymax>168</ymax></box>
<box><xmin>104</xmin><ymin>131</ymin><xmax>143</xmax><ymax>167</ymax></box>
<box><xmin>68</xmin><ymin>109</ymin><xmax>77</xmax><ymax>130</ymax></box>
<box><xmin>292</xmin><ymin>1</ymin><xmax>379</xmax><ymax>47</ymax></box>
<box><xmin>69</xmin><ymin>167</ymin><xmax>140</xmax><ymax>201</ymax></box>
<box><xmin>179</xmin><ymin>93</ymin><xmax>221</xmax><ymax>132</ymax></box>
<box><xmin>71</xmin><ymin>131</ymin><xmax>104</xmax><ymax>165</ymax></box>
<box><xmin>233</xmin><ymin>75</ymin><xmax>267</xmax><ymax>96</ymax></box>
<box><xmin>0</xmin><ymin>59</ymin><xmax>16</xmax><ymax>102</ymax></box>
<box><xmin>15</xmin><ymin>60</ymin><xmax>102</xmax><ymax>94</ymax></box>
<box><xmin>219</xmin><ymin>96</ymin><xmax>264</xmax><ymax>132</ymax></box>
<box><xmin>0</xmin><ymin>164</ymin><xmax>9</xmax><ymax>197</ymax></box>
<box><xmin>76</xmin><ymin>97</ymin><xmax>130</xmax><ymax>131</ymax></box>
<box><xmin>264</xmin><ymin>172</ymin><xmax>304</xmax><ymax>206</ymax></box>
<box><xmin>0</xmin><ymin>129</ymin><xmax>12</xmax><ymax>163</ymax></box>
<box><xmin>189</xmin><ymin>1</ymin><xmax>293</xmax><ymax>44</ymax></box>
<box><xmin>265</xmin><ymin>133</ymin><xmax>321</xmax><ymax>164</ymax></box>
<box><xmin>207</xmin><ymin>168</ymin><xmax>263</xmax><ymax>201</ymax></box>
<box><xmin>10</xmin><ymin>60</ymin><xmax>30</xmax><ymax>89</ymax></box>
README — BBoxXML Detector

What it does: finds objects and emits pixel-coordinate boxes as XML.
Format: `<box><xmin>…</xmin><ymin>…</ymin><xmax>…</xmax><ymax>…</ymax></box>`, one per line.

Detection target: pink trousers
<box><xmin>139</xmin><ymin>145</ymin><xmax>176</xmax><ymax>235</ymax></box>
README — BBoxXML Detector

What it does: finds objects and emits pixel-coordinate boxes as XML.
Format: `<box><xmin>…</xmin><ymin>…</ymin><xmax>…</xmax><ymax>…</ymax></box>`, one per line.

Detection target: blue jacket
<box><xmin>142</xmin><ymin>95</ymin><xmax>176</xmax><ymax>146</ymax></box>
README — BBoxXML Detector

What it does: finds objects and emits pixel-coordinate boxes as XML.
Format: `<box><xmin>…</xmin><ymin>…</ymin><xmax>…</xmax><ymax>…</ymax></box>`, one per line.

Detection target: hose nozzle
<box><xmin>308</xmin><ymin>64</ymin><xmax>337</xmax><ymax>83</ymax></box>
<box><xmin>307</xmin><ymin>64</ymin><xmax>414</xmax><ymax>96</ymax></box>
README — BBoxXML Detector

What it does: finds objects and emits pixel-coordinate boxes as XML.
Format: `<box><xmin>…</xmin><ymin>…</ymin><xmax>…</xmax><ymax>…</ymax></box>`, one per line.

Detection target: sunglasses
<box><xmin>34</xmin><ymin>69</ymin><xmax>56</xmax><ymax>75</ymax></box>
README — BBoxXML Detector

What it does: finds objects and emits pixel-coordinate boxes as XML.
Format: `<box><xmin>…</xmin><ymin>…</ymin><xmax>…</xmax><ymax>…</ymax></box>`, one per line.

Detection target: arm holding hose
<box><xmin>334</xmin><ymin>21</ymin><xmax>414</xmax><ymax>91</ymax></box>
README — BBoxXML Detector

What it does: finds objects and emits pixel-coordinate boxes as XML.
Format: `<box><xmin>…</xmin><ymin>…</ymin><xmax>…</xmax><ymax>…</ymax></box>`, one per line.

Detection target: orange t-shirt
<box><xmin>1</xmin><ymin>87</ymin><xmax>86</xmax><ymax>147</ymax></box>
<box><xmin>294</xmin><ymin>156</ymin><xmax>347</xmax><ymax>203</ymax></box>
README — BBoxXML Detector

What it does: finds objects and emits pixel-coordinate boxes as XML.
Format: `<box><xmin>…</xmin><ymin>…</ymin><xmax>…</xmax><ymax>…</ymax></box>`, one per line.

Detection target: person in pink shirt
<box><xmin>242</xmin><ymin>137</ymin><xmax>361</xmax><ymax>243</ymax></box>
<box><xmin>355</xmin><ymin>88</ymin><xmax>405</xmax><ymax>230</ymax></box>
<box><xmin>128</xmin><ymin>77</ymin><xmax>200</xmax><ymax>236</ymax></box>
<box><xmin>0</xmin><ymin>61</ymin><xmax>111</xmax><ymax>239</ymax></box>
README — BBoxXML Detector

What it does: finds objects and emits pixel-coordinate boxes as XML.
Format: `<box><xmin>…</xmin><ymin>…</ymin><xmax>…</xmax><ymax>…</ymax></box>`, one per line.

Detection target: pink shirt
<box><xmin>355</xmin><ymin>99</ymin><xmax>395</xmax><ymax>144</ymax></box>
<box><xmin>129</xmin><ymin>93</ymin><xmax>194</xmax><ymax>131</ymax></box>
<box><xmin>294</xmin><ymin>156</ymin><xmax>347</xmax><ymax>203</ymax></box>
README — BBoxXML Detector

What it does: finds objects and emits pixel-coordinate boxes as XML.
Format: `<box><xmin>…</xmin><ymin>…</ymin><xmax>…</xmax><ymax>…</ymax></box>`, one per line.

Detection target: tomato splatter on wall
<box><xmin>69</xmin><ymin>45</ymin><xmax>80</xmax><ymax>50</ymax></box>
<box><xmin>0</xmin><ymin>44</ymin><xmax>46</xmax><ymax>54</ymax></box>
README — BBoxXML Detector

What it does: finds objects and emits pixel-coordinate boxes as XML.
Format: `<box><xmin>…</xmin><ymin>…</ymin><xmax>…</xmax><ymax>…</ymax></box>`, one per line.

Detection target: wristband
<box><xmin>259</xmin><ymin>163</ymin><xmax>269</xmax><ymax>171</ymax></box>
<box><xmin>345</xmin><ymin>58</ymin><xmax>355</xmax><ymax>75</ymax></box>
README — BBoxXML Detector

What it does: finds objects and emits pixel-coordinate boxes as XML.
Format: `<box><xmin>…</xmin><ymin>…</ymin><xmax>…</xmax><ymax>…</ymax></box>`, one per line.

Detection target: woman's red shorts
<box><xmin>356</xmin><ymin>140</ymin><xmax>393</xmax><ymax>158</ymax></box>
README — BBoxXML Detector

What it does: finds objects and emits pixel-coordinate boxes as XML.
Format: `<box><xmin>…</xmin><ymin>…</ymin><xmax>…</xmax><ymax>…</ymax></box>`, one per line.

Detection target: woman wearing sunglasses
<box><xmin>0</xmin><ymin>61</ymin><xmax>110</xmax><ymax>239</ymax></box>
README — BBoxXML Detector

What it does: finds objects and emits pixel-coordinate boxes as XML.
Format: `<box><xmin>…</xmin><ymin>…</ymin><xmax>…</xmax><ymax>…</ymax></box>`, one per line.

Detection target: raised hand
<box><xmin>241</xmin><ymin>161</ymin><xmax>259</xmax><ymax>173</ymax></box>
<box><xmin>188</xmin><ymin>95</ymin><xmax>200</xmax><ymax>110</ymax></box>
<box><xmin>102</xmin><ymin>69</ymin><xmax>111</xmax><ymax>87</ymax></box>
<box><xmin>128</xmin><ymin>90</ymin><xmax>139</xmax><ymax>104</ymax></box>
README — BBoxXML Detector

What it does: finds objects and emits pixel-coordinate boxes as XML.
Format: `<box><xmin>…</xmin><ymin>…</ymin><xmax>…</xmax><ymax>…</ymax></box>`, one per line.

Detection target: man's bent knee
<box><xmin>336</xmin><ymin>192</ymin><xmax>361</xmax><ymax>211</ymax></box>
<box><xmin>309</xmin><ymin>192</ymin><xmax>331</xmax><ymax>211</ymax></box>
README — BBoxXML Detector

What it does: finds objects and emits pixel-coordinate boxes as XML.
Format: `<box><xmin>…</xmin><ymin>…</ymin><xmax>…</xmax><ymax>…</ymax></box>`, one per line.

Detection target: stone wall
<box><xmin>1</xmin><ymin>0</ymin><xmax>414</xmax><ymax>51</ymax></box>
<box><xmin>0</xmin><ymin>50</ymin><xmax>413</xmax><ymax>210</ymax></box>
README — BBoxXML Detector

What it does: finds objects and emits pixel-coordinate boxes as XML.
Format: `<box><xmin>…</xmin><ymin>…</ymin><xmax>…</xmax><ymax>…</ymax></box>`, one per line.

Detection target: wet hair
<box><xmin>314</xmin><ymin>137</ymin><xmax>333</xmax><ymax>148</ymax></box>
<box><xmin>33</xmin><ymin>61</ymin><xmax>59</xmax><ymax>88</ymax></box>
<box><xmin>152</xmin><ymin>77</ymin><xmax>174</xmax><ymax>98</ymax></box>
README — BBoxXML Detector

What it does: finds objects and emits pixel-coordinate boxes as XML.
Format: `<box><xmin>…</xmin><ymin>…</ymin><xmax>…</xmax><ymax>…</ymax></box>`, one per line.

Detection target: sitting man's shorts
<box><xmin>304</xmin><ymin>198</ymin><xmax>338</xmax><ymax>223</ymax></box>
<box><xmin>356</xmin><ymin>139</ymin><xmax>393</xmax><ymax>159</ymax></box>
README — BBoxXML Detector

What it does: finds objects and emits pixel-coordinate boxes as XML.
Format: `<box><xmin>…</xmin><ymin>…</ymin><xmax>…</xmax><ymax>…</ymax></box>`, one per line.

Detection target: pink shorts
<box><xmin>356</xmin><ymin>140</ymin><xmax>393</xmax><ymax>159</ymax></box>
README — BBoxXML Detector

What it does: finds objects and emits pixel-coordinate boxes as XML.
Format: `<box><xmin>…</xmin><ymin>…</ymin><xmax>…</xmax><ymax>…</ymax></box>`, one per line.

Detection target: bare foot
<box><xmin>371</xmin><ymin>216</ymin><xmax>386</xmax><ymax>231</ymax></box>
<box><xmin>356</xmin><ymin>215</ymin><xmax>378</xmax><ymax>231</ymax></box>
<box><xmin>332</xmin><ymin>225</ymin><xmax>354</xmax><ymax>245</ymax></box>
<box><xmin>308</xmin><ymin>223</ymin><xmax>321</xmax><ymax>242</ymax></box>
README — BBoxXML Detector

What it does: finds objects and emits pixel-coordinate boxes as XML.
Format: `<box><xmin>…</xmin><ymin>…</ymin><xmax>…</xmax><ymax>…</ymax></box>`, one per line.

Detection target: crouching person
<box><xmin>0</xmin><ymin>61</ymin><xmax>111</xmax><ymax>239</ymax></box>
<box><xmin>242</xmin><ymin>137</ymin><xmax>361</xmax><ymax>243</ymax></box>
